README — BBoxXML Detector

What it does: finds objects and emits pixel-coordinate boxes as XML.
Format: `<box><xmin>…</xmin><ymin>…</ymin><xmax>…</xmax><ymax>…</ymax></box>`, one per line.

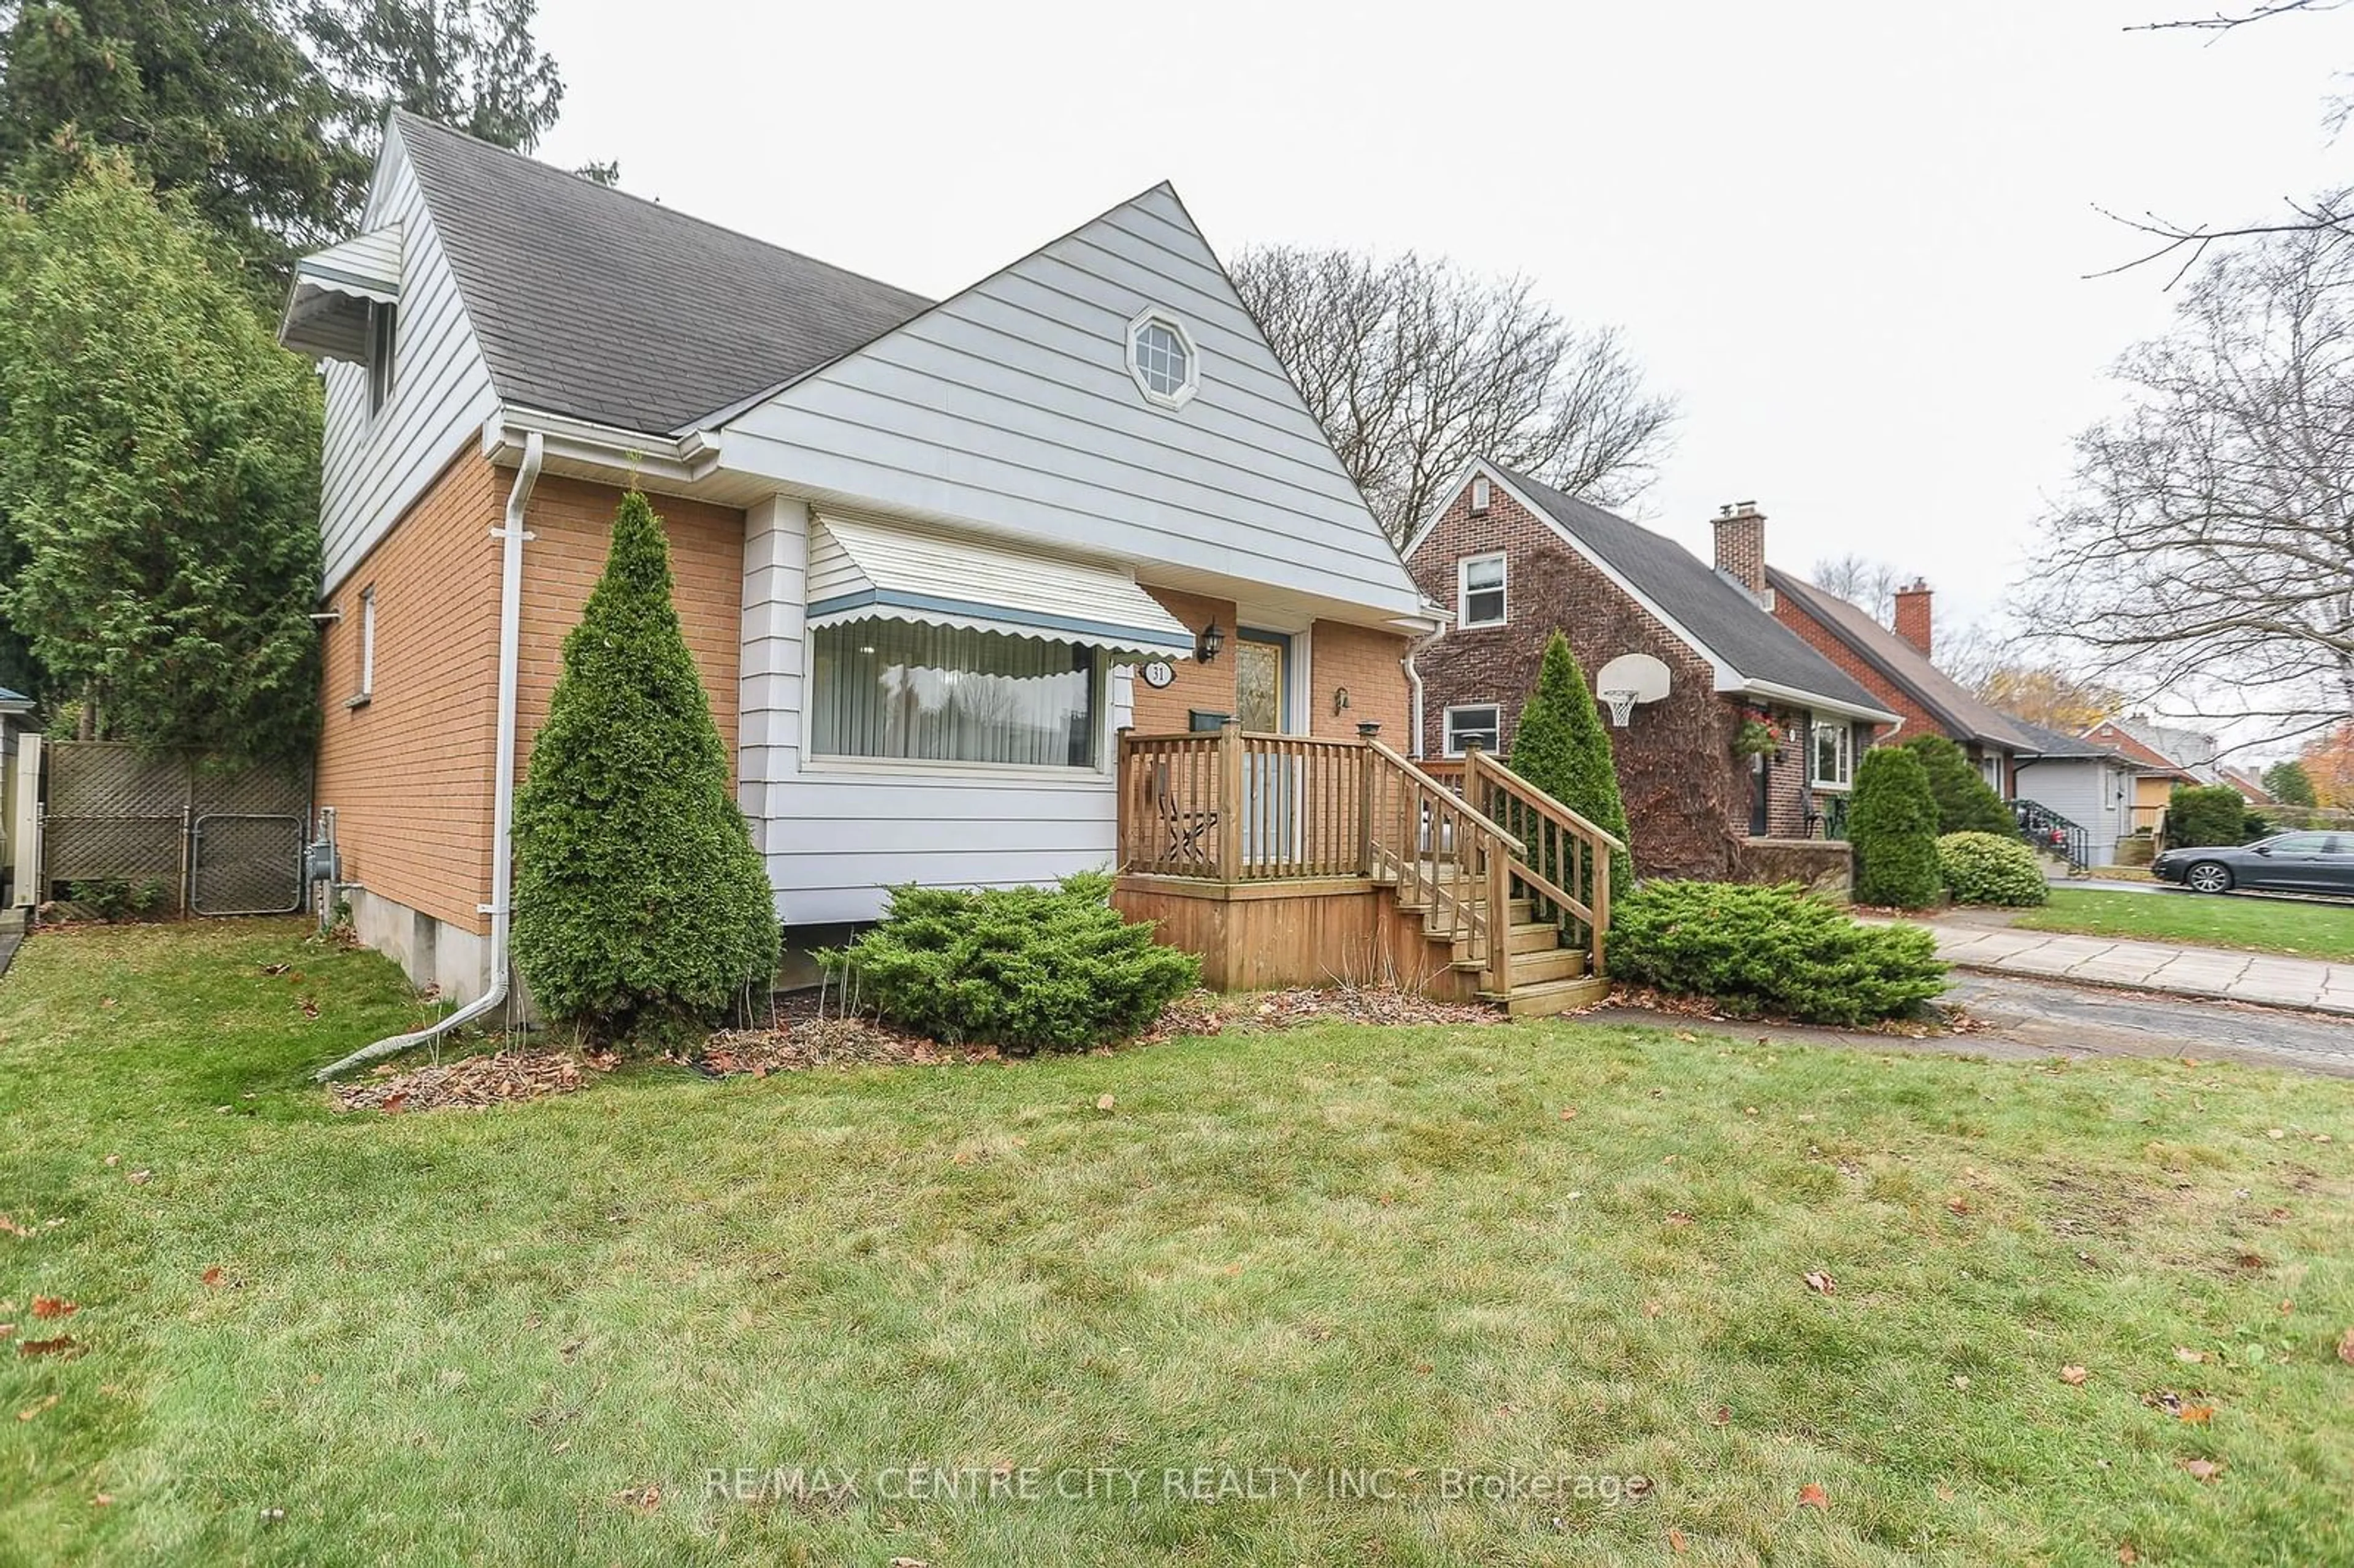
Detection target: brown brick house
<box><xmin>1766</xmin><ymin>567</ymin><xmax>2040</xmax><ymax>796</ymax></box>
<box><xmin>278</xmin><ymin>113</ymin><xmax>1430</xmax><ymax>1010</ymax></box>
<box><xmin>1403</xmin><ymin>462</ymin><xmax>1894</xmax><ymax>880</ymax></box>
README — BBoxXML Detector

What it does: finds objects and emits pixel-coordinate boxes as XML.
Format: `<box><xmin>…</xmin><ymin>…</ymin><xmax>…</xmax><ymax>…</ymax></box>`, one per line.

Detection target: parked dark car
<box><xmin>2152</xmin><ymin>832</ymin><xmax>2354</xmax><ymax>895</ymax></box>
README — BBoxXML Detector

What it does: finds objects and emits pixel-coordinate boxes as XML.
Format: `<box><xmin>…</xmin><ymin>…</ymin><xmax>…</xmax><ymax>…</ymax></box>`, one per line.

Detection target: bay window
<box><xmin>809</xmin><ymin>618</ymin><xmax>1102</xmax><ymax>769</ymax></box>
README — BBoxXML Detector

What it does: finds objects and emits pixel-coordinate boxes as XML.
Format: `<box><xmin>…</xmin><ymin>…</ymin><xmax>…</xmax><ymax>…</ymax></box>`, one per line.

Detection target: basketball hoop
<box><xmin>1593</xmin><ymin>652</ymin><xmax>1671</xmax><ymax>729</ymax></box>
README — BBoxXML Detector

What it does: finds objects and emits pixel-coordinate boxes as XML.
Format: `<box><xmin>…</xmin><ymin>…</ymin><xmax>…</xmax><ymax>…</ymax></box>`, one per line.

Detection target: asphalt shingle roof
<box><xmin>1765</xmin><ymin>567</ymin><xmax>2040</xmax><ymax>753</ymax></box>
<box><xmin>2008</xmin><ymin>720</ymin><xmax>2122</xmax><ymax>760</ymax></box>
<box><xmin>395</xmin><ymin>112</ymin><xmax>933</xmax><ymax>434</ymax></box>
<box><xmin>1491</xmin><ymin>467</ymin><xmax>1888</xmax><ymax>715</ymax></box>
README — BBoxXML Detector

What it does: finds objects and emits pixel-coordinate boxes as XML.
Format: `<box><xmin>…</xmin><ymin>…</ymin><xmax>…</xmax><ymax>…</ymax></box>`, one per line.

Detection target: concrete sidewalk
<box><xmin>1896</xmin><ymin>921</ymin><xmax>2354</xmax><ymax>1017</ymax></box>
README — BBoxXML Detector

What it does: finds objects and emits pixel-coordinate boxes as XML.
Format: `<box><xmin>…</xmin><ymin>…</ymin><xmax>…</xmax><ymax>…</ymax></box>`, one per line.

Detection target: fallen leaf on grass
<box><xmin>1667</xmin><ymin>1527</ymin><xmax>1687</xmax><ymax>1553</ymax></box>
<box><xmin>889</xmin><ymin>1558</ymin><xmax>931</xmax><ymax>1568</ymax></box>
<box><xmin>2118</xmin><ymin>1544</ymin><xmax>2138</xmax><ymax>1564</ymax></box>
<box><xmin>2180</xmin><ymin>1458</ymin><xmax>2223</xmax><ymax>1483</ymax></box>
<box><xmin>1710</xmin><ymin>1404</ymin><xmax>1731</xmax><ymax>1428</ymax></box>
<box><xmin>1803</xmin><ymin>1271</ymin><xmax>1835</xmax><ymax>1296</ymax></box>
<box><xmin>2265</xmin><ymin>1128</ymin><xmax>2285</xmax><ymax>1140</ymax></box>
<box><xmin>200</xmin><ymin>1267</ymin><xmax>224</xmax><ymax>1288</ymax></box>
<box><xmin>1796</xmin><ymin>1482</ymin><xmax>1829</xmax><ymax>1511</ymax></box>
<box><xmin>31</xmin><ymin>1296</ymin><xmax>76</xmax><ymax>1319</ymax></box>
<box><xmin>2338</xmin><ymin>1326</ymin><xmax>2354</xmax><ymax>1366</ymax></box>
<box><xmin>17</xmin><ymin>1394</ymin><xmax>58</xmax><ymax>1421</ymax></box>
<box><xmin>17</xmin><ymin>1336</ymin><xmax>80</xmax><ymax>1358</ymax></box>
<box><xmin>298</xmin><ymin>997</ymin><xmax>320</xmax><ymax>1020</ymax></box>
<box><xmin>1946</xmin><ymin>1196</ymin><xmax>1971</xmax><ymax>1216</ymax></box>
<box><xmin>1664</xmin><ymin>1211</ymin><xmax>1693</xmax><ymax>1228</ymax></box>
<box><xmin>2060</xmin><ymin>1365</ymin><xmax>2089</xmax><ymax>1386</ymax></box>
<box><xmin>614</xmin><ymin>1484</ymin><xmax>661</xmax><ymax>1515</ymax></box>
<box><xmin>102</xmin><ymin>1155</ymin><xmax>118</xmax><ymax>1167</ymax></box>
<box><xmin>1951</xmin><ymin>1375</ymin><xmax>1970</xmax><ymax>1391</ymax></box>
<box><xmin>1095</xmin><ymin>1093</ymin><xmax>1115</xmax><ymax>1111</ymax></box>
<box><xmin>259</xmin><ymin>962</ymin><xmax>290</xmax><ymax>976</ymax></box>
<box><xmin>2174</xmin><ymin>1346</ymin><xmax>2207</xmax><ymax>1364</ymax></box>
<box><xmin>2177</xmin><ymin>1404</ymin><xmax>2214</xmax><ymax>1424</ymax></box>
<box><xmin>125</xmin><ymin>1170</ymin><xmax>150</xmax><ymax>1186</ymax></box>
<box><xmin>90</xmin><ymin>1493</ymin><xmax>112</xmax><ymax>1507</ymax></box>
<box><xmin>0</xmin><ymin>1214</ymin><xmax>28</xmax><ymax>1237</ymax></box>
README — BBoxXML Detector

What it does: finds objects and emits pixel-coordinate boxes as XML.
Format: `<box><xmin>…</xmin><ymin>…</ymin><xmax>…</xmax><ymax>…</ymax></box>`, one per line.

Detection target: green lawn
<box><xmin>2</xmin><ymin>922</ymin><xmax>2351</xmax><ymax>1566</ymax></box>
<box><xmin>2016</xmin><ymin>887</ymin><xmax>2354</xmax><ymax>962</ymax></box>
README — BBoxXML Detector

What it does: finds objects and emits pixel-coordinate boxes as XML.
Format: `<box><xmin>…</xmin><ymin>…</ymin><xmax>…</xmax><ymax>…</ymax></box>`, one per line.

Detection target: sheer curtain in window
<box><xmin>810</xmin><ymin>618</ymin><xmax>1099</xmax><ymax>767</ymax></box>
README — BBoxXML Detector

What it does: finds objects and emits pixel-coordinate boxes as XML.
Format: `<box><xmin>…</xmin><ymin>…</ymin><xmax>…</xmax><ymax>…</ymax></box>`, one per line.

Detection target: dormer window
<box><xmin>367</xmin><ymin>302</ymin><xmax>398</xmax><ymax>415</ymax></box>
<box><xmin>1126</xmin><ymin>308</ymin><xmax>1200</xmax><ymax>409</ymax></box>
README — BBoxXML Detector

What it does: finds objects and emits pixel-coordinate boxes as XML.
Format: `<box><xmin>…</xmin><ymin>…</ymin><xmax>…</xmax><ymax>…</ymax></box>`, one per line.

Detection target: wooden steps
<box><xmin>1373</xmin><ymin>856</ymin><xmax>1606</xmax><ymax>1016</ymax></box>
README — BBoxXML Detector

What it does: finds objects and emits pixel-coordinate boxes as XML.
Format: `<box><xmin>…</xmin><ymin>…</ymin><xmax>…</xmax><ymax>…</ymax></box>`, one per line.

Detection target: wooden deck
<box><xmin>1112</xmin><ymin>725</ymin><xmax>1621</xmax><ymax>1016</ymax></box>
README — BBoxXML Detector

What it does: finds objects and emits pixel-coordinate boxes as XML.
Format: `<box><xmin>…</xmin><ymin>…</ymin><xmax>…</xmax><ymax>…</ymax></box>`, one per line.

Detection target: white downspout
<box><xmin>1403</xmin><ymin>614</ymin><xmax>1448</xmax><ymax>760</ymax></box>
<box><xmin>316</xmin><ymin>432</ymin><xmax>544</xmax><ymax>1080</ymax></box>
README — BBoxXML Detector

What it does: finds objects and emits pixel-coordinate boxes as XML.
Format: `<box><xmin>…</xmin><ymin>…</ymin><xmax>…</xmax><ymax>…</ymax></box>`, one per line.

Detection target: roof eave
<box><xmin>1719</xmin><ymin>673</ymin><xmax>1900</xmax><ymax>726</ymax></box>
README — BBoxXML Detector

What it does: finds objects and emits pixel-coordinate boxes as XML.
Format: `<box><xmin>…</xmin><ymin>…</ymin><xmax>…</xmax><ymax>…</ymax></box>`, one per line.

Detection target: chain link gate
<box><xmin>39</xmin><ymin>742</ymin><xmax>309</xmax><ymax>917</ymax></box>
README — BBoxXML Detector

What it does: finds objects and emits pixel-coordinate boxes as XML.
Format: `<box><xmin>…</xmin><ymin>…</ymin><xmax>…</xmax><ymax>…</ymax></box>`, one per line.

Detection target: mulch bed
<box><xmin>329</xmin><ymin>984</ymin><xmax>1510</xmax><ymax>1113</ymax></box>
<box><xmin>330</xmin><ymin>1048</ymin><xmax>619</xmax><ymax>1114</ymax></box>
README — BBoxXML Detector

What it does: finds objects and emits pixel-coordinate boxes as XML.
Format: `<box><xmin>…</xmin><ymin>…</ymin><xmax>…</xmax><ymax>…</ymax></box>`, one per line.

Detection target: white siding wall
<box><xmin>316</xmin><ymin>125</ymin><xmax>499</xmax><ymax>596</ymax></box>
<box><xmin>2015</xmin><ymin>759</ymin><xmax>2129</xmax><ymax>859</ymax></box>
<box><xmin>739</xmin><ymin>498</ymin><xmax>1137</xmax><ymax>926</ymax></box>
<box><xmin>720</xmin><ymin>186</ymin><xmax>1422</xmax><ymax>620</ymax></box>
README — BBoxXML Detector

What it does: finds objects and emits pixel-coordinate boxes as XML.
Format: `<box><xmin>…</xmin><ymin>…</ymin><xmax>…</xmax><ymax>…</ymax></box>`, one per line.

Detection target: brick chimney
<box><xmin>1712</xmin><ymin>501</ymin><xmax>1765</xmax><ymax>596</ymax></box>
<box><xmin>1892</xmin><ymin>577</ymin><xmax>1933</xmax><ymax>657</ymax></box>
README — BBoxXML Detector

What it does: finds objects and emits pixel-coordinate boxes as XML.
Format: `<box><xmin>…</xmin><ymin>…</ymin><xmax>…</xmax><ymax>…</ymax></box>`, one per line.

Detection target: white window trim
<box><xmin>1457</xmin><ymin>552</ymin><xmax>1507</xmax><ymax>628</ymax></box>
<box><xmin>1125</xmin><ymin>306</ymin><xmax>1200</xmax><ymax>411</ymax></box>
<box><xmin>1810</xmin><ymin>719</ymin><xmax>1853</xmax><ymax>791</ymax></box>
<box><xmin>1443</xmin><ymin>702</ymin><xmax>1502</xmax><ymax>757</ymax></box>
<box><xmin>352</xmin><ymin>585</ymin><xmax>376</xmax><ymax>706</ymax></box>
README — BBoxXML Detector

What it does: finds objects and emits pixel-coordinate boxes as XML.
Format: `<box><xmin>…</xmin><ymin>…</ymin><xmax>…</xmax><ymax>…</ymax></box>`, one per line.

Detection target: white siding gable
<box><xmin>315</xmin><ymin>124</ymin><xmax>500</xmax><ymax>597</ymax></box>
<box><xmin>718</xmin><ymin>185</ymin><xmax>1420</xmax><ymax>620</ymax></box>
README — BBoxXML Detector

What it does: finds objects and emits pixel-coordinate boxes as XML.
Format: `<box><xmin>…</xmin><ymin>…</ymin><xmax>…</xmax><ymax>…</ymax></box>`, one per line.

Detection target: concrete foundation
<box><xmin>347</xmin><ymin>885</ymin><xmax>495</xmax><ymax>1004</ymax></box>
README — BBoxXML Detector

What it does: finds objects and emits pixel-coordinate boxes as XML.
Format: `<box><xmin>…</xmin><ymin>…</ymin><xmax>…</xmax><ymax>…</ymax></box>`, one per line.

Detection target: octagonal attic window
<box><xmin>1127</xmin><ymin>310</ymin><xmax>1199</xmax><ymax>409</ymax></box>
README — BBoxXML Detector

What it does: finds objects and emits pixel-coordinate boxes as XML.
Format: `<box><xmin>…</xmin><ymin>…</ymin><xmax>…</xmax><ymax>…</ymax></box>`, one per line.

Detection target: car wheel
<box><xmin>2185</xmin><ymin>861</ymin><xmax>2234</xmax><ymax>894</ymax></box>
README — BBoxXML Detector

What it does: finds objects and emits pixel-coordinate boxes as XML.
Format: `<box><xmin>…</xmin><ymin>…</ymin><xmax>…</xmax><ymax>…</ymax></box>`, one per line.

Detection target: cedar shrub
<box><xmin>1849</xmin><ymin>745</ymin><xmax>1943</xmax><ymax>908</ymax></box>
<box><xmin>1507</xmin><ymin>631</ymin><xmax>1634</xmax><ymax>896</ymax></box>
<box><xmin>1608</xmin><ymin>880</ymin><xmax>1947</xmax><ymax>1025</ymax></box>
<box><xmin>1936</xmin><ymin>831</ymin><xmax>2047</xmax><ymax>906</ymax></box>
<box><xmin>2165</xmin><ymin>783</ymin><xmax>2252</xmax><ymax>849</ymax></box>
<box><xmin>511</xmin><ymin>491</ymin><xmax>779</xmax><ymax>1043</ymax></box>
<box><xmin>1900</xmin><ymin>734</ymin><xmax>2015</xmax><ymax>835</ymax></box>
<box><xmin>821</xmin><ymin>873</ymin><xmax>1200</xmax><ymax>1052</ymax></box>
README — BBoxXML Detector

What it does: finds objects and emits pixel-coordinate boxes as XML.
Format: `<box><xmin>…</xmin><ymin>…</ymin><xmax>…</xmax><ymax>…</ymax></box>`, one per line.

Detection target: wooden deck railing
<box><xmin>1117</xmin><ymin>725</ymin><xmax>1623</xmax><ymax>991</ymax></box>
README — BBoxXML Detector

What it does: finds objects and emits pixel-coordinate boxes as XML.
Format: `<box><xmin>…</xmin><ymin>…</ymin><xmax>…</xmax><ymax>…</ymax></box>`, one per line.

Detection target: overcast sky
<box><xmin>531</xmin><ymin>0</ymin><xmax>2345</xmax><ymax>641</ymax></box>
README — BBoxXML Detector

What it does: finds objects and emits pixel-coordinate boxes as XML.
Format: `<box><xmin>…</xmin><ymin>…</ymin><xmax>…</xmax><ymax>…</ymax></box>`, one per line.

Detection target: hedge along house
<box><xmin>278</xmin><ymin>113</ymin><xmax>1436</xmax><ymax>1006</ymax></box>
<box><xmin>1766</xmin><ymin>569</ymin><xmax>2040</xmax><ymax>797</ymax></box>
<box><xmin>1403</xmin><ymin>464</ymin><xmax>1895</xmax><ymax>886</ymax></box>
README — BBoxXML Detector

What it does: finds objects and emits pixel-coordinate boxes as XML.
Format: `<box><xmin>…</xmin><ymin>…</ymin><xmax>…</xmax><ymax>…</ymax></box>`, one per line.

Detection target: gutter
<box><xmin>1731</xmin><ymin>676</ymin><xmax>1900</xmax><ymax>728</ymax></box>
<box><xmin>316</xmin><ymin>430</ymin><xmax>545</xmax><ymax>1081</ymax></box>
<box><xmin>481</xmin><ymin>406</ymin><xmax>724</xmax><ymax>490</ymax></box>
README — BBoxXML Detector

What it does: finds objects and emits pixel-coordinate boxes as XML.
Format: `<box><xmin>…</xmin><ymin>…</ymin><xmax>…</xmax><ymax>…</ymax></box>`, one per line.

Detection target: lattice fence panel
<box><xmin>191</xmin><ymin>815</ymin><xmax>305</xmax><ymax>915</ymax></box>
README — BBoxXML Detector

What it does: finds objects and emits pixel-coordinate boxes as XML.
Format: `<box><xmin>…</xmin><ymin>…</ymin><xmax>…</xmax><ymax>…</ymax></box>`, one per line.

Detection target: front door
<box><xmin>1236</xmin><ymin>630</ymin><xmax>1293</xmax><ymax>862</ymax></box>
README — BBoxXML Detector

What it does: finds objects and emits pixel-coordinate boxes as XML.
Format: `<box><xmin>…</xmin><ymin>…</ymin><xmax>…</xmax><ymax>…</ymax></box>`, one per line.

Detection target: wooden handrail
<box><xmin>1458</xmin><ymin>748</ymin><xmax>1628</xmax><ymax>854</ymax></box>
<box><xmin>1366</xmin><ymin>740</ymin><xmax>1525</xmax><ymax>858</ymax></box>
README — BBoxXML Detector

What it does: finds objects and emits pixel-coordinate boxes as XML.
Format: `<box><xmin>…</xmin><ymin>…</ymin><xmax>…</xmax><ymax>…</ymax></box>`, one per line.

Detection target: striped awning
<box><xmin>278</xmin><ymin>224</ymin><xmax>403</xmax><ymax>363</ymax></box>
<box><xmin>806</xmin><ymin>516</ymin><xmax>1194</xmax><ymax>660</ymax></box>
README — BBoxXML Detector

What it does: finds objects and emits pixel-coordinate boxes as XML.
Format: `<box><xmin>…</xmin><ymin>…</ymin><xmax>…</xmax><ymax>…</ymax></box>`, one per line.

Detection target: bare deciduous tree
<box><xmin>1811</xmin><ymin>554</ymin><xmax>1902</xmax><ymax>622</ymax></box>
<box><xmin>1231</xmin><ymin>245</ymin><xmax>1679</xmax><ymax>545</ymax></box>
<box><xmin>2031</xmin><ymin>206</ymin><xmax>2354</xmax><ymax>747</ymax></box>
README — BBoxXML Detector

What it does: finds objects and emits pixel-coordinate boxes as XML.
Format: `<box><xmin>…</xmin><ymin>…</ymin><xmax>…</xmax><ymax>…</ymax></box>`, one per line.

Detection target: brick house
<box><xmin>1766</xmin><ymin>568</ymin><xmax>2039</xmax><ymax>795</ymax></box>
<box><xmin>1403</xmin><ymin>462</ymin><xmax>1893</xmax><ymax>881</ymax></box>
<box><xmin>278</xmin><ymin>113</ymin><xmax>1430</xmax><ymax>1008</ymax></box>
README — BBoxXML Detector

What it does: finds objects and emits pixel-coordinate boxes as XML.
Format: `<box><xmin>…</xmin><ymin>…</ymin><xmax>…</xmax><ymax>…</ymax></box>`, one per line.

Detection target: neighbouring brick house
<box><xmin>1766</xmin><ymin>568</ymin><xmax>2040</xmax><ymax>796</ymax></box>
<box><xmin>1403</xmin><ymin>462</ymin><xmax>1894</xmax><ymax>882</ymax></box>
<box><xmin>280</xmin><ymin>113</ymin><xmax>1431</xmax><ymax>1005</ymax></box>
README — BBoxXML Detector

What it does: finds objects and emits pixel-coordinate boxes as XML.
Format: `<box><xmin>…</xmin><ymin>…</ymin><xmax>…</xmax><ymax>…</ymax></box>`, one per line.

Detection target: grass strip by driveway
<box><xmin>1</xmin><ymin>919</ymin><xmax>2350</xmax><ymax>1566</ymax></box>
<box><xmin>2014</xmin><ymin>887</ymin><xmax>2354</xmax><ymax>964</ymax></box>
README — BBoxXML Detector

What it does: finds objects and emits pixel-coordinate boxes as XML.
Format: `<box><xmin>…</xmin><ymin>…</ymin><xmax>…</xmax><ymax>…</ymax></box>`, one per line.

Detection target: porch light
<box><xmin>1197</xmin><ymin>619</ymin><xmax>1225</xmax><ymax>664</ymax></box>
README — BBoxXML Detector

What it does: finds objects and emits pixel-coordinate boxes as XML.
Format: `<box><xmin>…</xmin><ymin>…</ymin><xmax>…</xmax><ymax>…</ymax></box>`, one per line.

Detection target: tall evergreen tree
<box><xmin>303</xmin><ymin>0</ymin><xmax>563</xmax><ymax>151</ymax></box>
<box><xmin>511</xmin><ymin>492</ymin><xmax>779</xmax><ymax>1043</ymax></box>
<box><xmin>2262</xmin><ymin>758</ymin><xmax>2317</xmax><ymax>808</ymax></box>
<box><xmin>0</xmin><ymin>157</ymin><xmax>321</xmax><ymax>761</ymax></box>
<box><xmin>1849</xmin><ymin>746</ymin><xmax>1943</xmax><ymax>908</ymax></box>
<box><xmin>1899</xmin><ymin>733</ymin><xmax>2015</xmax><ymax>836</ymax></box>
<box><xmin>0</xmin><ymin>0</ymin><xmax>366</xmax><ymax>278</ymax></box>
<box><xmin>1507</xmin><ymin>631</ymin><xmax>1635</xmax><ymax>896</ymax></box>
